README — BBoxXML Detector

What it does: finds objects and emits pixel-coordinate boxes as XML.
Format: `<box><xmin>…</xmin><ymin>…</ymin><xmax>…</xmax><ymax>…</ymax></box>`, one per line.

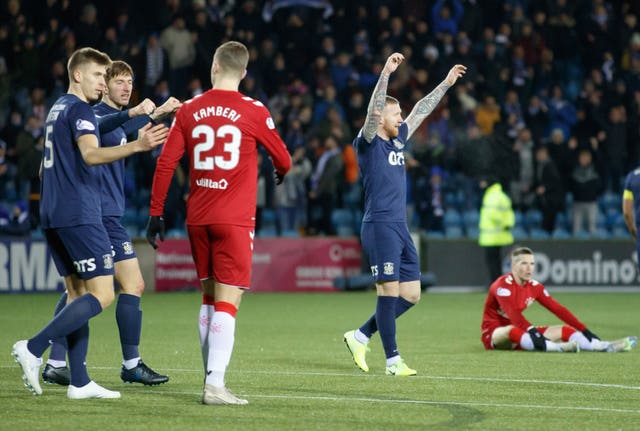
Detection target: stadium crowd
<box><xmin>1</xmin><ymin>0</ymin><xmax>640</xmax><ymax>239</ymax></box>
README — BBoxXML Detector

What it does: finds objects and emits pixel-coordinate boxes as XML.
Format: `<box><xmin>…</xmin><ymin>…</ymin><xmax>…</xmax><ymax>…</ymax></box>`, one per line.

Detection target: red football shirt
<box><xmin>150</xmin><ymin>89</ymin><xmax>291</xmax><ymax>226</ymax></box>
<box><xmin>481</xmin><ymin>273</ymin><xmax>586</xmax><ymax>333</ymax></box>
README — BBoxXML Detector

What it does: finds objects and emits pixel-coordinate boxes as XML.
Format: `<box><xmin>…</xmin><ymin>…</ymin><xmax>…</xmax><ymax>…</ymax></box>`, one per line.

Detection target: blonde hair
<box><xmin>511</xmin><ymin>247</ymin><xmax>533</xmax><ymax>263</ymax></box>
<box><xmin>211</xmin><ymin>41</ymin><xmax>249</xmax><ymax>79</ymax></box>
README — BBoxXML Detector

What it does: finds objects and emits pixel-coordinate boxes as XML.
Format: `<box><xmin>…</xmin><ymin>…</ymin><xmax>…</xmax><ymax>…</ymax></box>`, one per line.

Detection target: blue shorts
<box><xmin>360</xmin><ymin>222</ymin><xmax>420</xmax><ymax>282</ymax></box>
<box><xmin>45</xmin><ymin>224</ymin><xmax>115</xmax><ymax>280</ymax></box>
<box><xmin>103</xmin><ymin>216</ymin><xmax>137</xmax><ymax>262</ymax></box>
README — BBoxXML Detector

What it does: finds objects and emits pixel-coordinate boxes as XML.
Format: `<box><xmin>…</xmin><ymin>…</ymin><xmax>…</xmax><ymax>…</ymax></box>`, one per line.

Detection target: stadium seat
<box><xmin>529</xmin><ymin>228</ymin><xmax>549</xmax><ymax>239</ymax></box>
<box><xmin>552</xmin><ymin>227</ymin><xmax>570</xmax><ymax>239</ymax></box>
<box><xmin>512</xmin><ymin>226</ymin><xmax>528</xmax><ymax>240</ymax></box>
<box><xmin>596</xmin><ymin>211</ymin><xmax>607</xmax><ymax>229</ymax></box>
<box><xmin>425</xmin><ymin>230</ymin><xmax>445</xmax><ymax>239</ymax></box>
<box><xmin>257</xmin><ymin>226</ymin><xmax>277</xmax><ymax>237</ymax></box>
<box><xmin>124</xmin><ymin>224</ymin><xmax>139</xmax><ymax>238</ymax></box>
<box><xmin>165</xmin><ymin>228</ymin><xmax>186</xmax><ymax>238</ymax></box>
<box><xmin>612</xmin><ymin>227</ymin><xmax>630</xmax><ymax>239</ymax></box>
<box><xmin>443</xmin><ymin>209</ymin><xmax>462</xmax><ymax>228</ymax></box>
<box><xmin>122</xmin><ymin>208</ymin><xmax>138</xmax><ymax>225</ymax></box>
<box><xmin>573</xmin><ymin>230</ymin><xmax>590</xmax><ymax>239</ymax></box>
<box><xmin>261</xmin><ymin>209</ymin><xmax>277</xmax><ymax>227</ymax></box>
<box><xmin>280</xmin><ymin>229</ymin><xmax>300</xmax><ymax>238</ymax></box>
<box><xmin>524</xmin><ymin>209</ymin><xmax>543</xmax><ymax>230</ymax></box>
<box><xmin>462</xmin><ymin>210</ymin><xmax>479</xmax><ymax>230</ymax></box>
<box><xmin>593</xmin><ymin>227</ymin><xmax>611</xmax><ymax>239</ymax></box>
<box><xmin>331</xmin><ymin>209</ymin><xmax>354</xmax><ymax>230</ymax></box>
<box><xmin>555</xmin><ymin>211</ymin><xmax>569</xmax><ymax>230</ymax></box>
<box><xmin>466</xmin><ymin>226</ymin><xmax>479</xmax><ymax>239</ymax></box>
<box><xmin>599</xmin><ymin>192</ymin><xmax>620</xmax><ymax>212</ymax></box>
<box><xmin>445</xmin><ymin>226</ymin><xmax>464</xmax><ymax>238</ymax></box>
<box><xmin>514</xmin><ymin>210</ymin><xmax>524</xmax><ymax>229</ymax></box>
<box><xmin>336</xmin><ymin>225</ymin><xmax>355</xmax><ymax>237</ymax></box>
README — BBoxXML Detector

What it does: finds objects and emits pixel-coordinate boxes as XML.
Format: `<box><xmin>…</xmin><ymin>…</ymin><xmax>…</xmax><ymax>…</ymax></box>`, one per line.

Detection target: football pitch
<box><xmin>0</xmin><ymin>291</ymin><xmax>638</xmax><ymax>431</ymax></box>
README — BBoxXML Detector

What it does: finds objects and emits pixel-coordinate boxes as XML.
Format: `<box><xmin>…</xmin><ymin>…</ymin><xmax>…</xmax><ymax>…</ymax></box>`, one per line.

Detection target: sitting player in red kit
<box><xmin>481</xmin><ymin>247</ymin><xmax>637</xmax><ymax>352</ymax></box>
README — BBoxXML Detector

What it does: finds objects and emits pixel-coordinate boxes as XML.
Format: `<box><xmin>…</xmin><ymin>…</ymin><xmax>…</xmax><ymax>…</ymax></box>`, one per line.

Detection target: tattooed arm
<box><xmin>405</xmin><ymin>64</ymin><xmax>467</xmax><ymax>140</ymax></box>
<box><xmin>362</xmin><ymin>53</ymin><xmax>405</xmax><ymax>143</ymax></box>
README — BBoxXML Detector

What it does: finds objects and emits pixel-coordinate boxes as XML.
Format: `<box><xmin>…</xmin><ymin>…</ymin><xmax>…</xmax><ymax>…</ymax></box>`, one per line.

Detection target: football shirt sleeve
<box><xmin>150</xmin><ymin>115</ymin><xmax>186</xmax><ymax>216</ymax></box>
<box><xmin>70</xmin><ymin>102</ymin><xmax>99</xmax><ymax>142</ymax></box>
<box><xmin>255</xmin><ymin>107</ymin><xmax>291</xmax><ymax>175</ymax></box>
<box><xmin>536</xmin><ymin>289</ymin><xmax>587</xmax><ymax>331</ymax></box>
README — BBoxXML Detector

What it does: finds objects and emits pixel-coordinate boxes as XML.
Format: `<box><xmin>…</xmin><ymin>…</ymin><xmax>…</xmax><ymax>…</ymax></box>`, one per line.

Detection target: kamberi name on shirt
<box><xmin>192</xmin><ymin>105</ymin><xmax>241</xmax><ymax>122</ymax></box>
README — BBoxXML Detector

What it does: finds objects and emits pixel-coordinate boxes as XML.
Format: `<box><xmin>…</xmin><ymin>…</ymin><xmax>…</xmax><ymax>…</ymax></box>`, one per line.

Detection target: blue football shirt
<box><xmin>40</xmin><ymin>94</ymin><xmax>102</xmax><ymax>228</ymax></box>
<box><xmin>624</xmin><ymin>168</ymin><xmax>640</xmax><ymax>227</ymax></box>
<box><xmin>354</xmin><ymin>122</ymin><xmax>409</xmax><ymax>223</ymax></box>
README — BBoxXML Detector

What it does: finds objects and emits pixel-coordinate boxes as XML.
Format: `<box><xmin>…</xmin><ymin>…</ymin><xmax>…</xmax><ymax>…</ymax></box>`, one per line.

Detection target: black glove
<box><xmin>274</xmin><ymin>170</ymin><xmax>285</xmax><ymax>185</ymax></box>
<box><xmin>582</xmin><ymin>329</ymin><xmax>600</xmax><ymax>342</ymax></box>
<box><xmin>527</xmin><ymin>326</ymin><xmax>547</xmax><ymax>351</ymax></box>
<box><xmin>146</xmin><ymin>216</ymin><xmax>165</xmax><ymax>250</ymax></box>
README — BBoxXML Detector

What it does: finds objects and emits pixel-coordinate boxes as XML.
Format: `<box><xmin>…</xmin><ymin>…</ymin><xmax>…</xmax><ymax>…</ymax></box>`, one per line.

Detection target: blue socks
<box><xmin>359</xmin><ymin>296</ymin><xmax>415</xmax><ymax>338</ymax></box>
<box><xmin>67</xmin><ymin>323</ymin><xmax>90</xmax><ymax>386</ymax></box>
<box><xmin>27</xmin><ymin>294</ymin><xmax>102</xmax><ymax>358</ymax></box>
<box><xmin>116</xmin><ymin>294</ymin><xmax>142</xmax><ymax>361</ymax></box>
<box><xmin>49</xmin><ymin>291</ymin><xmax>69</xmax><ymax>362</ymax></box>
<box><xmin>376</xmin><ymin>296</ymin><xmax>399</xmax><ymax>359</ymax></box>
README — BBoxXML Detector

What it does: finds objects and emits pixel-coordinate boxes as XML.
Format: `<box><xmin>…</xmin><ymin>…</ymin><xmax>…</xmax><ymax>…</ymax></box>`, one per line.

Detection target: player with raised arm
<box><xmin>481</xmin><ymin>246</ymin><xmax>637</xmax><ymax>352</ymax></box>
<box><xmin>41</xmin><ymin>60</ymin><xmax>180</xmax><ymax>387</ymax></box>
<box><xmin>146</xmin><ymin>41</ymin><xmax>291</xmax><ymax>405</ymax></box>
<box><xmin>343</xmin><ymin>53</ymin><xmax>466</xmax><ymax>375</ymax></box>
<box><xmin>11</xmin><ymin>47</ymin><xmax>168</xmax><ymax>399</ymax></box>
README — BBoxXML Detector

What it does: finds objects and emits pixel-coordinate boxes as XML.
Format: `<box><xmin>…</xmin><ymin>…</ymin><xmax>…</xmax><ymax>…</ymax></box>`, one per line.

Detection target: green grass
<box><xmin>1</xmin><ymin>291</ymin><xmax>639</xmax><ymax>431</ymax></box>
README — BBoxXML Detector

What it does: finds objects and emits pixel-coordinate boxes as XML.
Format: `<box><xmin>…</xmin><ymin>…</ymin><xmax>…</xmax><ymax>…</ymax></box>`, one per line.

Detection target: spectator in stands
<box><xmin>274</xmin><ymin>145</ymin><xmax>311</xmax><ymax>234</ymax></box>
<box><xmin>475</xmin><ymin>95</ymin><xmax>501</xmax><ymax>136</ymax></box>
<box><xmin>570</xmin><ymin>148</ymin><xmax>603</xmax><ymax>235</ymax></box>
<box><xmin>15</xmin><ymin>115</ymin><xmax>43</xmax><ymax>201</ymax></box>
<box><xmin>510</xmin><ymin>127</ymin><xmax>536</xmax><ymax>212</ymax></box>
<box><xmin>307</xmin><ymin>134</ymin><xmax>343</xmax><ymax>236</ymax></box>
<box><xmin>160</xmin><ymin>13</ymin><xmax>195</xmax><ymax>100</ymax></box>
<box><xmin>0</xmin><ymin>201</ymin><xmax>30</xmax><ymax>236</ymax></box>
<box><xmin>0</xmin><ymin>138</ymin><xmax>15</xmax><ymax>200</ymax></box>
<box><xmin>535</xmin><ymin>145</ymin><xmax>564</xmax><ymax>233</ymax></box>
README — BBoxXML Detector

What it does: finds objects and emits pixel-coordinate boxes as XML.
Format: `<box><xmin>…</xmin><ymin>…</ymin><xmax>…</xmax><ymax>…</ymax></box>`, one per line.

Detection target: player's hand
<box><xmin>136</xmin><ymin>123</ymin><xmax>169</xmax><ymax>152</ymax></box>
<box><xmin>153</xmin><ymin>97</ymin><xmax>182</xmax><ymax>120</ymax></box>
<box><xmin>444</xmin><ymin>64</ymin><xmax>467</xmax><ymax>87</ymax></box>
<box><xmin>130</xmin><ymin>98</ymin><xmax>156</xmax><ymax>117</ymax></box>
<box><xmin>383</xmin><ymin>53</ymin><xmax>404</xmax><ymax>75</ymax></box>
<box><xmin>582</xmin><ymin>329</ymin><xmax>600</xmax><ymax>342</ymax></box>
<box><xmin>274</xmin><ymin>170</ymin><xmax>285</xmax><ymax>185</ymax></box>
<box><xmin>527</xmin><ymin>327</ymin><xmax>547</xmax><ymax>351</ymax></box>
<box><xmin>146</xmin><ymin>216</ymin><xmax>165</xmax><ymax>249</ymax></box>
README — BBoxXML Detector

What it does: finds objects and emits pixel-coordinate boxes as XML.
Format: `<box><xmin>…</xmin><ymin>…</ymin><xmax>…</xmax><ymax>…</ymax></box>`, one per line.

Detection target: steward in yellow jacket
<box><xmin>479</xmin><ymin>181</ymin><xmax>515</xmax><ymax>283</ymax></box>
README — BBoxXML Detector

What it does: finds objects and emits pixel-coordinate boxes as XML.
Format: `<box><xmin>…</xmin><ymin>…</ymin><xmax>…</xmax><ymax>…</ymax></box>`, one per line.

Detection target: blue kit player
<box><xmin>343</xmin><ymin>52</ymin><xmax>466</xmax><ymax>375</ymax></box>
<box><xmin>42</xmin><ymin>60</ymin><xmax>180</xmax><ymax>387</ymax></box>
<box><xmin>11</xmin><ymin>48</ymin><xmax>168</xmax><ymax>399</ymax></box>
<box><xmin>623</xmin><ymin>167</ymin><xmax>640</xmax><ymax>259</ymax></box>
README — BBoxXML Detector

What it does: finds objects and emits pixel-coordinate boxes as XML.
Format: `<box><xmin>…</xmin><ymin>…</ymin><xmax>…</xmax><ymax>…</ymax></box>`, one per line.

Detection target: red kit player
<box><xmin>481</xmin><ymin>246</ymin><xmax>636</xmax><ymax>353</ymax></box>
<box><xmin>146</xmin><ymin>41</ymin><xmax>291</xmax><ymax>404</ymax></box>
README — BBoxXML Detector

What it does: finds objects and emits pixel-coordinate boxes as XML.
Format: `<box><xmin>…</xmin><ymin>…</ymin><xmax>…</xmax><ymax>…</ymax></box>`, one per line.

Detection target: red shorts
<box><xmin>187</xmin><ymin>224</ymin><xmax>254</xmax><ymax>288</ymax></box>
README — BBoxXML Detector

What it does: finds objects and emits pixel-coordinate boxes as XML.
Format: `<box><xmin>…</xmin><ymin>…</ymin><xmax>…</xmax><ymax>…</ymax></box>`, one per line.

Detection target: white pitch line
<box><xmin>4</xmin><ymin>364</ymin><xmax>638</xmax><ymax>391</ymax></box>
<box><xmin>21</xmin><ymin>386</ymin><xmax>640</xmax><ymax>414</ymax></box>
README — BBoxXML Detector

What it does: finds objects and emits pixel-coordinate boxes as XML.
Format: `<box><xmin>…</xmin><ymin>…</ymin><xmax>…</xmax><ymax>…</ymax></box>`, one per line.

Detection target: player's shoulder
<box><xmin>489</xmin><ymin>274</ymin><xmax>513</xmax><ymax>296</ymax></box>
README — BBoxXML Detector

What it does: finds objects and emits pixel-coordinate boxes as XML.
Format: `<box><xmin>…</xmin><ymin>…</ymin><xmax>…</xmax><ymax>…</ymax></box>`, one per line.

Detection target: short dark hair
<box><xmin>106</xmin><ymin>60</ymin><xmax>134</xmax><ymax>82</ymax></box>
<box><xmin>67</xmin><ymin>47</ymin><xmax>111</xmax><ymax>81</ymax></box>
<box><xmin>511</xmin><ymin>247</ymin><xmax>533</xmax><ymax>262</ymax></box>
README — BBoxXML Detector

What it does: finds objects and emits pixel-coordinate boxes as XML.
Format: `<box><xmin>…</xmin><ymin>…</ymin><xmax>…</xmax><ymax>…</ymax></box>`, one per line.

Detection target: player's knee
<box><xmin>403</xmin><ymin>291</ymin><xmax>420</xmax><ymax>304</ymax></box>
